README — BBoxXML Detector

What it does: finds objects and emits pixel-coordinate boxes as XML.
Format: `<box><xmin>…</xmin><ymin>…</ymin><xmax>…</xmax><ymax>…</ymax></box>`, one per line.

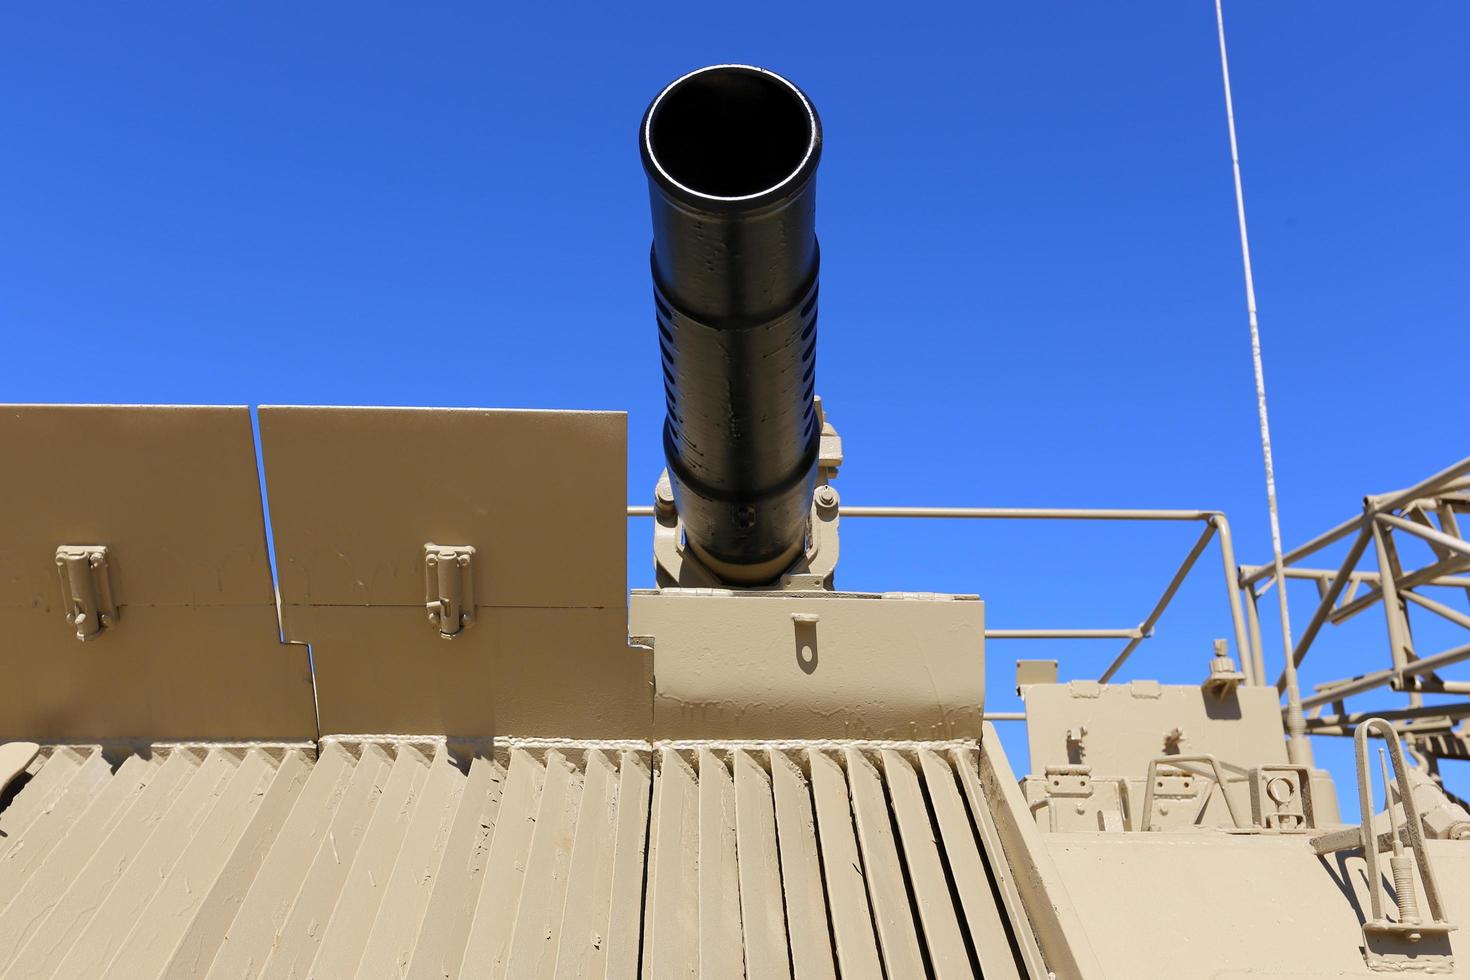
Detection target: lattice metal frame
<box><xmin>1237</xmin><ymin>458</ymin><xmax>1470</xmax><ymax>753</ymax></box>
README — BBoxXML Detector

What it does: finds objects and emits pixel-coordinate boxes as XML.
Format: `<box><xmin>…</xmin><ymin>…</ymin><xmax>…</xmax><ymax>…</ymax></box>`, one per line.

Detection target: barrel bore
<box><xmin>641</xmin><ymin>64</ymin><xmax>823</xmax><ymax>583</ymax></box>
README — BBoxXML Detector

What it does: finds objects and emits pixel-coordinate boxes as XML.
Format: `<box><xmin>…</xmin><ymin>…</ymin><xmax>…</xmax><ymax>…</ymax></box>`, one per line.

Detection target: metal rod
<box><xmin>1371</xmin><ymin>518</ymin><xmax>1415</xmax><ymax>676</ymax></box>
<box><xmin>1379</xmin><ymin>747</ymin><xmax>1396</xmax><ymax>822</ymax></box>
<box><xmin>1297</xmin><ymin>669</ymin><xmax>1390</xmax><ymax>710</ymax></box>
<box><xmin>1238</xmin><ymin>469</ymin><xmax>1470</xmax><ymax>590</ymax></box>
<box><xmin>983</xmin><ymin>712</ymin><xmax>1026</xmax><ymax>722</ymax></box>
<box><xmin>1212</xmin><ymin>0</ymin><xmax>1304</xmax><ymax>759</ymax></box>
<box><xmin>1385</xmin><ymin>525</ymin><xmax>1426</xmax><ymax>712</ymax></box>
<box><xmin>1379</xmin><ymin>512</ymin><xmax>1470</xmax><ymax>561</ymax></box>
<box><xmin>1212</xmin><ymin>514</ymin><xmax>1255</xmax><ymax>684</ymax></box>
<box><xmin>635</xmin><ymin>505</ymin><xmax>1242</xmax><ymax>662</ymax></box>
<box><xmin>1239</xmin><ymin>513</ymin><xmax>1363</xmax><ymax>587</ymax></box>
<box><xmin>1298</xmin><ymin>669</ymin><xmax>1394</xmax><ymax>711</ymax></box>
<box><xmin>1384</xmin><ymin>475</ymin><xmax>1470</xmax><ymax>506</ymax></box>
<box><xmin>1311</xmin><ymin>673</ymin><xmax>1371</xmax><ymax>695</ymax></box>
<box><xmin>1299</xmin><ymin>640</ymin><xmax>1470</xmax><ymax>710</ymax></box>
<box><xmin>1400</xmin><ymin>588</ymin><xmax>1470</xmax><ymax>631</ymax></box>
<box><xmin>1397</xmin><ymin>678</ymin><xmax>1470</xmax><ymax>696</ymax></box>
<box><xmin>987</xmin><ymin>629</ymin><xmax>1143</xmax><ymax>640</ymax></box>
<box><xmin>1435</xmin><ymin>503</ymin><xmax>1470</xmax><ymax>607</ymax></box>
<box><xmin>1330</xmin><ymin>553</ymin><xmax>1470</xmax><ymax>625</ymax></box>
<box><xmin>1099</xmin><ymin>521</ymin><xmax>1217</xmax><ymax>684</ymax></box>
<box><xmin>1140</xmin><ymin>753</ymin><xmax>1243</xmax><ymax>831</ymax></box>
<box><xmin>1245</xmin><ymin>587</ymin><xmax>1267</xmax><ymax>687</ymax></box>
<box><xmin>829</xmin><ymin>506</ymin><xmax>1216</xmax><ymax>521</ymax></box>
<box><xmin>1273</xmin><ymin>525</ymin><xmax>1373</xmax><ymax>691</ymax></box>
<box><xmin>1305</xmin><ymin>701</ymin><xmax>1470</xmax><ymax>731</ymax></box>
<box><xmin>1354</xmin><ymin>727</ymin><xmax>1388</xmax><ymax>923</ymax></box>
<box><xmin>1239</xmin><ymin>566</ymin><xmax>1470</xmax><ymax>590</ymax></box>
<box><xmin>1370</xmin><ymin>456</ymin><xmax>1470</xmax><ymax>516</ymax></box>
<box><xmin>630</xmin><ymin>504</ymin><xmax>1219</xmax><ymax>521</ymax></box>
<box><xmin>1403</xmin><ymin>509</ymin><xmax>1456</xmax><ymax>564</ymax></box>
<box><xmin>1242</xmin><ymin>565</ymin><xmax>1363</xmax><ymax>584</ymax></box>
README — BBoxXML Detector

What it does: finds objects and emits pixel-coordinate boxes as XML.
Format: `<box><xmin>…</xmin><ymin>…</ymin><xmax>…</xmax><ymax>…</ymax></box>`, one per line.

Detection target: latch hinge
<box><xmin>1035</xmin><ymin>765</ymin><xmax>1126</xmax><ymax>832</ymax></box>
<box><xmin>424</xmin><ymin>543</ymin><xmax>475</xmax><ymax>638</ymax></box>
<box><xmin>54</xmin><ymin>545</ymin><xmax>117</xmax><ymax>641</ymax></box>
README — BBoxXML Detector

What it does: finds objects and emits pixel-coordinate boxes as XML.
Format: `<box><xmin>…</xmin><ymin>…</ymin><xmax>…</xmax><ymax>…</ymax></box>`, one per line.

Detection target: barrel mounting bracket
<box><xmin>652</xmin><ymin>472</ymin><xmax>842</xmax><ymax>591</ymax></box>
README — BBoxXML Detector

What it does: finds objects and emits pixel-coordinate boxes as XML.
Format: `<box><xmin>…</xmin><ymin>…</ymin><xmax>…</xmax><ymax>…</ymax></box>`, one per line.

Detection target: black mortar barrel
<box><xmin>640</xmin><ymin>64</ymin><xmax>822</xmax><ymax>584</ymax></box>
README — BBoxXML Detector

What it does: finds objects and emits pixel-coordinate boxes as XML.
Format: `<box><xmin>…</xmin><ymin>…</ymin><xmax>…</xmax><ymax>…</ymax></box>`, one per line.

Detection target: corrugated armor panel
<box><xmin>0</xmin><ymin>740</ymin><xmax>1028</xmax><ymax>978</ymax></box>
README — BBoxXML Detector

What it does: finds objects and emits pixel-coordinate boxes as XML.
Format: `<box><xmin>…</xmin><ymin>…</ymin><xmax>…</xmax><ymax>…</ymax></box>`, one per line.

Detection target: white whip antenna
<box><xmin>1213</xmin><ymin>0</ymin><xmax>1312</xmax><ymax>764</ymax></box>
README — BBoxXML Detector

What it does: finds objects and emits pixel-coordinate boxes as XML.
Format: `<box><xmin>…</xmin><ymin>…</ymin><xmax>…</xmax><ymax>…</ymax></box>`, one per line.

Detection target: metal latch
<box><xmin>54</xmin><ymin>545</ymin><xmax>117</xmax><ymax>641</ymax></box>
<box><xmin>424</xmin><ymin>543</ymin><xmax>475</xmax><ymax>638</ymax></box>
<box><xmin>1249</xmin><ymin>765</ymin><xmax>1315</xmax><ymax>831</ymax></box>
<box><xmin>1044</xmin><ymin>765</ymin><xmax>1093</xmax><ymax>798</ymax></box>
<box><xmin>1038</xmin><ymin>765</ymin><xmax>1126</xmax><ymax>832</ymax></box>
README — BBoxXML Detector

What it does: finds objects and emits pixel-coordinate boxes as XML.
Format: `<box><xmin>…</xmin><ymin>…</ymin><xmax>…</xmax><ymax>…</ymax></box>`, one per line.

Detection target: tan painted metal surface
<box><xmin>2</xmin><ymin>746</ymin><xmax>204</xmax><ymax>976</ymax></box>
<box><xmin>52</xmin><ymin>747</ymin><xmax>276</xmax><ymax>980</ymax></box>
<box><xmin>549</xmin><ymin>749</ymin><xmax>625</xmax><ymax>979</ymax></box>
<box><xmin>1024</xmin><ymin>677</ymin><xmax>1289</xmax><ymax>775</ymax></box>
<box><xmin>633</xmin><ymin>590</ymin><xmax>985</xmax><ymax>740</ymax></box>
<box><xmin>0</xmin><ymin>745</ymin><xmax>84</xmax><ymax>842</ymax></box>
<box><xmin>285</xmin><ymin>603</ymin><xmax>649</xmax><ymax>739</ymax></box>
<box><xmin>732</xmin><ymin>748</ymin><xmax>790</xmax><ymax>979</ymax></box>
<box><xmin>974</xmin><ymin>723</ymin><xmax>1104</xmax><ymax>978</ymax></box>
<box><xmin>636</xmin><ymin>742</ymin><xmax>1029</xmax><ymax>979</ymax></box>
<box><xmin>2</xmin><ymin>403</ymin><xmax>1460</xmax><ymax>978</ymax></box>
<box><xmin>1044</xmin><ymin>831</ymin><xmax>1470</xmax><ymax>978</ymax></box>
<box><xmin>0</xmin><ymin>741</ymin><xmax>39</xmax><ymax>795</ymax></box>
<box><xmin>258</xmin><ymin>406</ymin><xmax>627</xmax><ymax>610</ymax></box>
<box><xmin>846</xmin><ymin>745</ymin><xmax>927</xmax><ymax>975</ymax></box>
<box><xmin>0</xmin><ymin>739</ymin><xmax>1026</xmax><ymax>977</ymax></box>
<box><xmin>3</xmin><ymin>401</ymin><xmax>1463</xmax><ymax>978</ymax></box>
<box><xmin>0</xmin><ymin>405</ymin><xmax>317</xmax><ymax>741</ymax></box>
<box><xmin>258</xmin><ymin>406</ymin><xmax>649</xmax><ymax>739</ymax></box>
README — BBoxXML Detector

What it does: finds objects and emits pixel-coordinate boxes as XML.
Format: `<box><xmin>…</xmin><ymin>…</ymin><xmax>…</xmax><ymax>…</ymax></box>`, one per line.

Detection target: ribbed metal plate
<box><xmin>0</xmin><ymin>741</ymin><xmax>1026</xmax><ymax>978</ymax></box>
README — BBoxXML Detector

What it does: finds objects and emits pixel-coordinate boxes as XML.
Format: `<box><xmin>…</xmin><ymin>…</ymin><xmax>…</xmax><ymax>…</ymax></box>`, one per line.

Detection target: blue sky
<box><xmin>3</xmin><ymin>3</ymin><xmax>1466</xmax><ymax>805</ymax></box>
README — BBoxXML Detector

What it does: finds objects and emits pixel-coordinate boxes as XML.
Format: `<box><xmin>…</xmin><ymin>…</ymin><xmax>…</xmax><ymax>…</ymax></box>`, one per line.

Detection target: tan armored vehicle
<box><xmin>2</xmin><ymin>64</ymin><xmax>1469</xmax><ymax>979</ymax></box>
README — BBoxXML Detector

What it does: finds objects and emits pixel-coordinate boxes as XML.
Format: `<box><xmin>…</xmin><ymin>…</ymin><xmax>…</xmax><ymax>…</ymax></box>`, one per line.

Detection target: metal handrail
<box><xmin>1352</xmin><ymin>720</ymin><xmax>1448</xmax><ymax>928</ymax></box>
<box><xmin>629</xmin><ymin>503</ymin><xmax>1253</xmax><ymax>687</ymax></box>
